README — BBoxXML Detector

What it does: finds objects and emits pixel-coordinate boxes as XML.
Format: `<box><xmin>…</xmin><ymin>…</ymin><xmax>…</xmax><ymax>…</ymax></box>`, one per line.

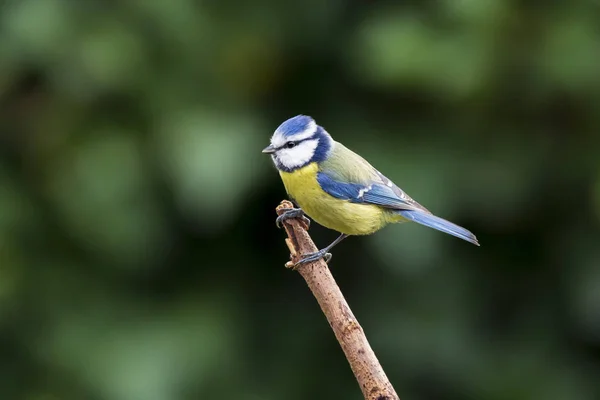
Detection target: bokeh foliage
<box><xmin>1</xmin><ymin>0</ymin><xmax>600</xmax><ymax>399</ymax></box>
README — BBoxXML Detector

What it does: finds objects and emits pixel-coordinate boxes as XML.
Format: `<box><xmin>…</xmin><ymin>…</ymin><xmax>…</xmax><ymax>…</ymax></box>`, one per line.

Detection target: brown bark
<box><xmin>276</xmin><ymin>200</ymin><xmax>400</xmax><ymax>400</ymax></box>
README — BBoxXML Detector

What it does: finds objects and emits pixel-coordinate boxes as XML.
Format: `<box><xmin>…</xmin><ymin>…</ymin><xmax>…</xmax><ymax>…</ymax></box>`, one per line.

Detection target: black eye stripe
<box><xmin>278</xmin><ymin>137</ymin><xmax>311</xmax><ymax>150</ymax></box>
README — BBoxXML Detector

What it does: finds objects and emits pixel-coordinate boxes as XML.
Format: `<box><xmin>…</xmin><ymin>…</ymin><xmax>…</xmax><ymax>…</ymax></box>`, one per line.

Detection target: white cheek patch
<box><xmin>271</xmin><ymin>120</ymin><xmax>317</xmax><ymax>148</ymax></box>
<box><xmin>276</xmin><ymin>139</ymin><xmax>319</xmax><ymax>169</ymax></box>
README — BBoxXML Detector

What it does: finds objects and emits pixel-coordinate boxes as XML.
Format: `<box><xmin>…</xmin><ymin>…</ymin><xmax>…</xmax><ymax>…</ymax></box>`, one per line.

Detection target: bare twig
<box><xmin>276</xmin><ymin>200</ymin><xmax>400</xmax><ymax>400</ymax></box>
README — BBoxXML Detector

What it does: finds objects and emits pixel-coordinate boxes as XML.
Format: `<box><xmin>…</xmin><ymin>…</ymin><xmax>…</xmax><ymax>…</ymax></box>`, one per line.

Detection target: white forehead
<box><xmin>271</xmin><ymin>119</ymin><xmax>317</xmax><ymax>148</ymax></box>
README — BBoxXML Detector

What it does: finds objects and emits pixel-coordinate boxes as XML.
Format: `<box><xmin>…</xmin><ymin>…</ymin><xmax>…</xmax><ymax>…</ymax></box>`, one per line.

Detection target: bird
<box><xmin>263</xmin><ymin>115</ymin><xmax>479</xmax><ymax>267</ymax></box>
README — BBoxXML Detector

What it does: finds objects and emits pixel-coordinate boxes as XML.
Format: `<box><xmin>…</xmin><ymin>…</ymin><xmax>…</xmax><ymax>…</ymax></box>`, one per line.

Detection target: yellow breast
<box><xmin>279</xmin><ymin>163</ymin><xmax>390</xmax><ymax>235</ymax></box>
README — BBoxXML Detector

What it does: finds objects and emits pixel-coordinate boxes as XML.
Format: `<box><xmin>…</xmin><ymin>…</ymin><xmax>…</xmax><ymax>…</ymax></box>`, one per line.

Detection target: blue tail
<box><xmin>398</xmin><ymin>210</ymin><xmax>479</xmax><ymax>246</ymax></box>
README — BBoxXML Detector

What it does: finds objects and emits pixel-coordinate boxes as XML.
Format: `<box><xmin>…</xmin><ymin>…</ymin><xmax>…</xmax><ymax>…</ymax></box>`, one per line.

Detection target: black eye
<box><xmin>285</xmin><ymin>141</ymin><xmax>296</xmax><ymax>149</ymax></box>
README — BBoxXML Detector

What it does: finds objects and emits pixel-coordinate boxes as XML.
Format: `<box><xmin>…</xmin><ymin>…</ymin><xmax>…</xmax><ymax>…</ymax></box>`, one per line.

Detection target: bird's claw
<box><xmin>276</xmin><ymin>208</ymin><xmax>310</xmax><ymax>229</ymax></box>
<box><xmin>292</xmin><ymin>250</ymin><xmax>332</xmax><ymax>269</ymax></box>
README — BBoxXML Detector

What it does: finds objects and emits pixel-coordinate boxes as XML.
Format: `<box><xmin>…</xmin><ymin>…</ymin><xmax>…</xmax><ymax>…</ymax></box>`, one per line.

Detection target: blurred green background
<box><xmin>1</xmin><ymin>0</ymin><xmax>600</xmax><ymax>399</ymax></box>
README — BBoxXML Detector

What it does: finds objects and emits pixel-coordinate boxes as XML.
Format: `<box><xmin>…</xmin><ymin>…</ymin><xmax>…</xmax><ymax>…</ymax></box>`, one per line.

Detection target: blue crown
<box><xmin>276</xmin><ymin>115</ymin><xmax>315</xmax><ymax>138</ymax></box>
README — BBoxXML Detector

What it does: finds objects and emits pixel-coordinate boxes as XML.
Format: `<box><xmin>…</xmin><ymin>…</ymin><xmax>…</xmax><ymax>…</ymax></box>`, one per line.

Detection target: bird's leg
<box><xmin>293</xmin><ymin>234</ymin><xmax>349</xmax><ymax>268</ymax></box>
<box><xmin>276</xmin><ymin>207</ymin><xmax>310</xmax><ymax>229</ymax></box>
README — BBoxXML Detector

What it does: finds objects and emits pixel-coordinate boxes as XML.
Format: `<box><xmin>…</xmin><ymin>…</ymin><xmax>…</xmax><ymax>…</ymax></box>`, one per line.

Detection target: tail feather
<box><xmin>398</xmin><ymin>210</ymin><xmax>479</xmax><ymax>246</ymax></box>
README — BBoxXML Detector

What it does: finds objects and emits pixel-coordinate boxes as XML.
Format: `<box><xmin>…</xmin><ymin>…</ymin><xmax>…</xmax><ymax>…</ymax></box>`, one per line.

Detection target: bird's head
<box><xmin>262</xmin><ymin>115</ymin><xmax>333</xmax><ymax>172</ymax></box>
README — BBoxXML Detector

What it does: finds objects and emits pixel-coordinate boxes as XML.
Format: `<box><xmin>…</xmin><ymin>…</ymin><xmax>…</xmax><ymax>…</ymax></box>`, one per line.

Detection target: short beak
<box><xmin>262</xmin><ymin>144</ymin><xmax>276</xmax><ymax>154</ymax></box>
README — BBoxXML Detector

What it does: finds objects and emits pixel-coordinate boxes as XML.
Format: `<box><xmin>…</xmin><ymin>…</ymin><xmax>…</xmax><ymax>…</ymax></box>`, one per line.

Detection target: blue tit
<box><xmin>263</xmin><ymin>115</ymin><xmax>479</xmax><ymax>267</ymax></box>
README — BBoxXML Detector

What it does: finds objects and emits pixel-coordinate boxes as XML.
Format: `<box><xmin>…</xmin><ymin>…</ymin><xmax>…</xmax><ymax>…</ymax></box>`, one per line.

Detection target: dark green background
<box><xmin>1</xmin><ymin>1</ymin><xmax>599</xmax><ymax>399</ymax></box>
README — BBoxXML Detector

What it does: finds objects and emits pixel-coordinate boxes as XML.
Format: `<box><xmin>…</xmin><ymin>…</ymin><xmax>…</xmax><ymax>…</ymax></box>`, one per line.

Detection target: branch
<box><xmin>276</xmin><ymin>200</ymin><xmax>400</xmax><ymax>400</ymax></box>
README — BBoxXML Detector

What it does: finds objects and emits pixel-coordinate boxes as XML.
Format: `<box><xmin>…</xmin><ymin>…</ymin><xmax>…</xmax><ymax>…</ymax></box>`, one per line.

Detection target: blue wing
<box><xmin>314</xmin><ymin>142</ymin><xmax>478</xmax><ymax>245</ymax></box>
<box><xmin>316</xmin><ymin>171</ymin><xmax>425</xmax><ymax>212</ymax></box>
<box><xmin>317</xmin><ymin>171</ymin><xmax>479</xmax><ymax>245</ymax></box>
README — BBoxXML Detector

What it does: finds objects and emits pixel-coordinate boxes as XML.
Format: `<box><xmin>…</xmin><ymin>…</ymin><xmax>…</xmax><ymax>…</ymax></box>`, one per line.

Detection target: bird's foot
<box><xmin>276</xmin><ymin>208</ymin><xmax>310</xmax><ymax>229</ymax></box>
<box><xmin>291</xmin><ymin>249</ymin><xmax>332</xmax><ymax>269</ymax></box>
